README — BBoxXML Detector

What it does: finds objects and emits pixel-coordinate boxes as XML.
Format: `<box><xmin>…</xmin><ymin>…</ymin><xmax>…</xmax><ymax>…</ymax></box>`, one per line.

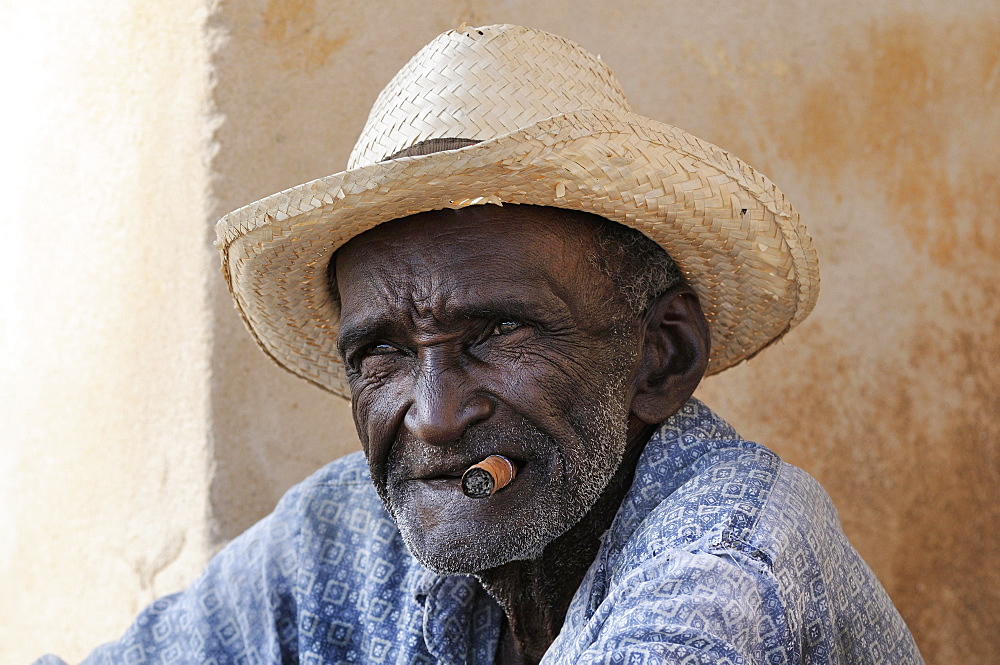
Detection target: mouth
<box><xmin>412</xmin><ymin>455</ymin><xmax>525</xmax><ymax>485</ymax></box>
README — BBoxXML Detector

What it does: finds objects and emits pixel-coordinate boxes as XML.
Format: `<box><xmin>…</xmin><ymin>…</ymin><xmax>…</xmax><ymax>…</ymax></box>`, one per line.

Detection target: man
<box><xmin>39</xmin><ymin>24</ymin><xmax>922</xmax><ymax>665</ymax></box>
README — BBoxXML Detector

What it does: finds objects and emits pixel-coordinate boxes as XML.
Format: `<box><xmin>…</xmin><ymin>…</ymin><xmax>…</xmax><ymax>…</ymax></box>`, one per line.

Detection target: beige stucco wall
<box><xmin>0</xmin><ymin>1</ymin><xmax>219</xmax><ymax>662</ymax></box>
<box><xmin>5</xmin><ymin>1</ymin><xmax>997</xmax><ymax>664</ymax></box>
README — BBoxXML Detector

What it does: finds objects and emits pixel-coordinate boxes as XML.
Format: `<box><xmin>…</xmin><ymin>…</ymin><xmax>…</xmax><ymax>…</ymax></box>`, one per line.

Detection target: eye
<box><xmin>353</xmin><ymin>342</ymin><xmax>399</xmax><ymax>367</ymax></box>
<box><xmin>492</xmin><ymin>320</ymin><xmax>522</xmax><ymax>336</ymax></box>
<box><xmin>367</xmin><ymin>342</ymin><xmax>398</xmax><ymax>356</ymax></box>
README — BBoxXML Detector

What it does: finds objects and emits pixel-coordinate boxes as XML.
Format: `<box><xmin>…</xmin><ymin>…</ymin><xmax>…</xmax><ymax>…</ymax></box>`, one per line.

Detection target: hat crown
<box><xmin>348</xmin><ymin>24</ymin><xmax>631</xmax><ymax>168</ymax></box>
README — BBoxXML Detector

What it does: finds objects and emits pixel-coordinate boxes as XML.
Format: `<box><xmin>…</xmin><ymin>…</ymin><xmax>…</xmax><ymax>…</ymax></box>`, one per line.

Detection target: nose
<box><xmin>404</xmin><ymin>353</ymin><xmax>493</xmax><ymax>446</ymax></box>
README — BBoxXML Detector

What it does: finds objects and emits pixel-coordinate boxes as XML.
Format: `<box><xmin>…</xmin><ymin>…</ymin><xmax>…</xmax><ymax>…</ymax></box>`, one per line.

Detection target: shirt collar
<box><xmin>413</xmin><ymin>569</ymin><xmax>503</xmax><ymax>665</ymax></box>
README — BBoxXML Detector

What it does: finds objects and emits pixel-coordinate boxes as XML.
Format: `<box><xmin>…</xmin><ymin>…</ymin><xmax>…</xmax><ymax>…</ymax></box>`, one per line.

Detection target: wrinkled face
<box><xmin>335</xmin><ymin>206</ymin><xmax>641</xmax><ymax>573</ymax></box>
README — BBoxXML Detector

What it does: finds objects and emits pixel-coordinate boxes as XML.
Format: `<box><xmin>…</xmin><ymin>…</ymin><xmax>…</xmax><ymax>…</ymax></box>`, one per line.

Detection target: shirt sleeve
<box><xmin>35</xmin><ymin>480</ymin><xmax>311</xmax><ymax>665</ymax></box>
<box><xmin>563</xmin><ymin>548</ymin><xmax>788</xmax><ymax>665</ymax></box>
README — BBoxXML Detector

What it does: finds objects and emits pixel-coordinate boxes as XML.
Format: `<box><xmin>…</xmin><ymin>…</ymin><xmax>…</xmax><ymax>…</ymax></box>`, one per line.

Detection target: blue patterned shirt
<box><xmin>38</xmin><ymin>399</ymin><xmax>922</xmax><ymax>664</ymax></box>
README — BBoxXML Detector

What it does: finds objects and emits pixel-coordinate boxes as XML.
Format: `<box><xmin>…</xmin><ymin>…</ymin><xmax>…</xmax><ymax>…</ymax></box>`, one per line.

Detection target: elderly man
<box><xmin>40</xmin><ymin>24</ymin><xmax>922</xmax><ymax>665</ymax></box>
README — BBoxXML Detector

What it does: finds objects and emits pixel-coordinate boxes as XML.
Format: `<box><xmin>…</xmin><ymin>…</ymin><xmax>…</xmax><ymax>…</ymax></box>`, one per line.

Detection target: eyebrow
<box><xmin>455</xmin><ymin>301</ymin><xmax>550</xmax><ymax>324</ymax></box>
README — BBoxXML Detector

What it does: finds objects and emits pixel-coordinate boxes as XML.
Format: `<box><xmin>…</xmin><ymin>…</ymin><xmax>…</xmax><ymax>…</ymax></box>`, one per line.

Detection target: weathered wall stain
<box><xmin>262</xmin><ymin>0</ymin><xmax>351</xmax><ymax>70</ymax></box>
<box><xmin>780</xmin><ymin>15</ymin><xmax>1000</xmax><ymax>267</ymax></box>
<box><xmin>890</xmin><ymin>283</ymin><xmax>1000</xmax><ymax>663</ymax></box>
<box><xmin>689</xmin><ymin>11</ymin><xmax>1000</xmax><ymax>664</ymax></box>
<box><xmin>685</xmin><ymin>14</ymin><xmax>1000</xmax><ymax>268</ymax></box>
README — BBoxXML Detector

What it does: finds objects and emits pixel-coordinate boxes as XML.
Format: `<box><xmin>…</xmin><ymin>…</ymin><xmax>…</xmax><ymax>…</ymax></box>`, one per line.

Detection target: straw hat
<box><xmin>215</xmin><ymin>24</ymin><xmax>819</xmax><ymax>399</ymax></box>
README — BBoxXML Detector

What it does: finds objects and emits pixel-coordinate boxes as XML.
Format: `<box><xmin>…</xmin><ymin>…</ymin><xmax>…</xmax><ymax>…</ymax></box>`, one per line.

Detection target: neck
<box><xmin>476</xmin><ymin>427</ymin><xmax>651</xmax><ymax>664</ymax></box>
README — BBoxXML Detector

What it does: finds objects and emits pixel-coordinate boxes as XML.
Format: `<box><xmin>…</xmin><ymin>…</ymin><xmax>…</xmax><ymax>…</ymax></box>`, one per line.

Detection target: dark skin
<box><xmin>335</xmin><ymin>205</ymin><xmax>710</xmax><ymax>664</ymax></box>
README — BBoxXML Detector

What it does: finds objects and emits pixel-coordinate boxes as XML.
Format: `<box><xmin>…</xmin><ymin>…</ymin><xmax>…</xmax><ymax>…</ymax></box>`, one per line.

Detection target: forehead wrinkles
<box><xmin>336</xmin><ymin>206</ymin><xmax>614</xmax><ymax>326</ymax></box>
<box><xmin>386</xmin><ymin>268</ymin><xmax>466</xmax><ymax>332</ymax></box>
<box><xmin>343</xmin><ymin>246</ymin><xmax>512</xmax><ymax>336</ymax></box>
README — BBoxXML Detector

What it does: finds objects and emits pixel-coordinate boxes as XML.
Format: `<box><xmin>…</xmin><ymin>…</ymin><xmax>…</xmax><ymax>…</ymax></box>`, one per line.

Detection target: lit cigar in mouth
<box><xmin>461</xmin><ymin>455</ymin><xmax>517</xmax><ymax>499</ymax></box>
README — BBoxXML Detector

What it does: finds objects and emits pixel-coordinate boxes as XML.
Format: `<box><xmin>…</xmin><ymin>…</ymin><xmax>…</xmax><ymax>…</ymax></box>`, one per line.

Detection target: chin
<box><xmin>382</xmin><ymin>456</ymin><xmax>585</xmax><ymax>574</ymax></box>
<box><xmin>397</xmin><ymin>515</ymin><xmax>556</xmax><ymax>574</ymax></box>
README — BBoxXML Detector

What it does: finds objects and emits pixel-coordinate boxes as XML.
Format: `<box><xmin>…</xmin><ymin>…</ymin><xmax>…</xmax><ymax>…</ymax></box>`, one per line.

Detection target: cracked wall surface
<box><xmin>5</xmin><ymin>1</ymin><xmax>998</xmax><ymax>663</ymax></box>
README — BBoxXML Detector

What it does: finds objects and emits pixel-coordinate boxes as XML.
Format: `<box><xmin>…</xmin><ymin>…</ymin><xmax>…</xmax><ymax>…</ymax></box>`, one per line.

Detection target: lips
<box><xmin>411</xmin><ymin>455</ymin><xmax>525</xmax><ymax>482</ymax></box>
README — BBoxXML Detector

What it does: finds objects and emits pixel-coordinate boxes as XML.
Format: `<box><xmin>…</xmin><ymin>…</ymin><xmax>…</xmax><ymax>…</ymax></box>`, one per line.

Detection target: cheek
<box><xmin>350</xmin><ymin>375</ymin><xmax>412</xmax><ymax>468</ymax></box>
<box><xmin>510</xmin><ymin>346</ymin><xmax>631</xmax><ymax>466</ymax></box>
<box><xmin>491</xmin><ymin>347</ymin><xmax>610</xmax><ymax>423</ymax></box>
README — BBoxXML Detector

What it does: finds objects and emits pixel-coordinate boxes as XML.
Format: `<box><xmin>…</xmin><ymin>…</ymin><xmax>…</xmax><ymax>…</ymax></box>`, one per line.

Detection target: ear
<box><xmin>628</xmin><ymin>284</ymin><xmax>711</xmax><ymax>425</ymax></box>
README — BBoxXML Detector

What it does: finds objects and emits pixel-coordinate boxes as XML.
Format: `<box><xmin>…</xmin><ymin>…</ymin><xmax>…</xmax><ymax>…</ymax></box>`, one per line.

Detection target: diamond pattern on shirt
<box><xmin>36</xmin><ymin>398</ymin><xmax>922</xmax><ymax>665</ymax></box>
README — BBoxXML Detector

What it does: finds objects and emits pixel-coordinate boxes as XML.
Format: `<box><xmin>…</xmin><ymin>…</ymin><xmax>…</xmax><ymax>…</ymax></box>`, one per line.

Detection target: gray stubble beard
<box><xmin>383</xmin><ymin>371</ymin><xmax>632</xmax><ymax>575</ymax></box>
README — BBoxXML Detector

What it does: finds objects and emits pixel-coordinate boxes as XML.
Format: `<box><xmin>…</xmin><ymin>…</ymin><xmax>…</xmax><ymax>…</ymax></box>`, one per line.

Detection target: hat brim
<box><xmin>216</xmin><ymin>109</ymin><xmax>819</xmax><ymax>399</ymax></box>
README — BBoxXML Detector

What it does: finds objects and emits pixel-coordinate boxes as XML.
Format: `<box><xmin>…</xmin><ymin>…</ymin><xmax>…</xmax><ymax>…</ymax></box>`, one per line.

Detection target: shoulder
<box><xmin>615</xmin><ymin>435</ymin><xmax>784</xmax><ymax>563</ymax></box>
<box><xmin>271</xmin><ymin>450</ymin><xmax>375</xmax><ymax>515</ymax></box>
<box><xmin>270</xmin><ymin>450</ymin><xmax>391</xmax><ymax>541</ymax></box>
<box><xmin>620</xmin><ymin>435</ymin><xmax>850</xmax><ymax>576</ymax></box>
<box><xmin>555</xmin><ymin>430</ymin><xmax>796</xmax><ymax>662</ymax></box>
<box><xmin>304</xmin><ymin>448</ymin><xmax>372</xmax><ymax>485</ymax></box>
<box><xmin>750</xmin><ymin>462</ymin><xmax>844</xmax><ymax>560</ymax></box>
<box><xmin>600</xmin><ymin>407</ymin><xmax>923</xmax><ymax>664</ymax></box>
<box><xmin>610</xmin><ymin>398</ymin><xmax>851</xmax><ymax>563</ymax></box>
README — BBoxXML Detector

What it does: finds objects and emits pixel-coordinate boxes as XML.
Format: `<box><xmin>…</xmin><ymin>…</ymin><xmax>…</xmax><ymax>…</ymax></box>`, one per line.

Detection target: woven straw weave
<box><xmin>216</xmin><ymin>24</ymin><xmax>819</xmax><ymax>399</ymax></box>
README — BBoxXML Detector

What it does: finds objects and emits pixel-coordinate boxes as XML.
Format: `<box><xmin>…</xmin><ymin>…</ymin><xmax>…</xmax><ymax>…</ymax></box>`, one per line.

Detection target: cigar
<box><xmin>461</xmin><ymin>455</ymin><xmax>517</xmax><ymax>499</ymax></box>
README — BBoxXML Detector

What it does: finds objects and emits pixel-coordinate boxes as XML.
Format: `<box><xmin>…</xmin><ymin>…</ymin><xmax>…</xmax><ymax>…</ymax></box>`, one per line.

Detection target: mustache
<box><xmin>382</xmin><ymin>422</ymin><xmax>557</xmax><ymax>482</ymax></box>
